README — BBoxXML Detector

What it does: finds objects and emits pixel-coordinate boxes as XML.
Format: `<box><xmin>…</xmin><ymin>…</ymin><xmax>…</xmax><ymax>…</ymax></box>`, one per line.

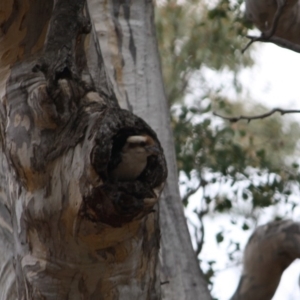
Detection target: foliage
<box><xmin>174</xmin><ymin>98</ymin><xmax>300</xmax><ymax>213</ymax></box>
<box><xmin>156</xmin><ymin>0</ymin><xmax>253</xmax><ymax>105</ymax></box>
<box><xmin>155</xmin><ymin>0</ymin><xmax>300</xmax><ymax>294</ymax></box>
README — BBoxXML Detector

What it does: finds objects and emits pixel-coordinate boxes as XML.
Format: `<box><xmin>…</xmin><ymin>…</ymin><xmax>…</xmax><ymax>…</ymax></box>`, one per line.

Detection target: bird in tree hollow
<box><xmin>110</xmin><ymin>135</ymin><xmax>160</xmax><ymax>181</ymax></box>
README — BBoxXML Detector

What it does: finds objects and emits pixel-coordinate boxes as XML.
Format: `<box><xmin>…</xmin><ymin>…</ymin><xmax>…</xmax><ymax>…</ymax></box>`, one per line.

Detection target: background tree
<box><xmin>156</xmin><ymin>0</ymin><xmax>300</xmax><ymax>298</ymax></box>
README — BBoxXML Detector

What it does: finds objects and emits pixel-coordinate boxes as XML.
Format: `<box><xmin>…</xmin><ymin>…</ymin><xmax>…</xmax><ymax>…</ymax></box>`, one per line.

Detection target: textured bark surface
<box><xmin>0</xmin><ymin>0</ymin><xmax>211</xmax><ymax>299</ymax></box>
<box><xmin>245</xmin><ymin>0</ymin><xmax>300</xmax><ymax>44</ymax></box>
<box><xmin>0</xmin><ymin>0</ymin><xmax>168</xmax><ymax>299</ymax></box>
<box><xmin>231</xmin><ymin>220</ymin><xmax>300</xmax><ymax>300</ymax></box>
<box><xmin>87</xmin><ymin>1</ymin><xmax>212</xmax><ymax>299</ymax></box>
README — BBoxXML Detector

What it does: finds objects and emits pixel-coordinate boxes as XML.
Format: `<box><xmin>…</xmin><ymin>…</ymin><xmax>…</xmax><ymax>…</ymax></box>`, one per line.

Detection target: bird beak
<box><xmin>145</xmin><ymin>144</ymin><xmax>160</xmax><ymax>155</ymax></box>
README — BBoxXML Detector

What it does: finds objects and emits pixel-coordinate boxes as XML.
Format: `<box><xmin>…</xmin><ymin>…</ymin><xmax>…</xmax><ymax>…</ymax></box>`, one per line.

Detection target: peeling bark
<box><xmin>1</xmin><ymin>0</ymin><xmax>169</xmax><ymax>298</ymax></box>
<box><xmin>231</xmin><ymin>220</ymin><xmax>300</xmax><ymax>300</ymax></box>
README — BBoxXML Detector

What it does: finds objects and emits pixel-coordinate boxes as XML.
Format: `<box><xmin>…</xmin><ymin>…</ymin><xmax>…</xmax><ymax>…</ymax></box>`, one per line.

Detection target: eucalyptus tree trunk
<box><xmin>0</xmin><ymin>0</ymin><xmax>211</xmax><ymax>299</ymax></box>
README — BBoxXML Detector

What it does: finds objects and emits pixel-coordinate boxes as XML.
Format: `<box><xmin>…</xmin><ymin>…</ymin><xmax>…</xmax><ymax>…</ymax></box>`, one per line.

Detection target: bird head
<box><xmin>108</xmin><ymin>134</ymin><xmax>160</xmax><ymax>182</ymax></box>
<box><xmin>124</xmin><ymin>135</ymin><xmax>160</xmax><ymax>156</ymax></box>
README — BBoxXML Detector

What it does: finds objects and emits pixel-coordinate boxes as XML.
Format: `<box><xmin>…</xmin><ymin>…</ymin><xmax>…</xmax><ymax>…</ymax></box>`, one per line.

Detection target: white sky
<box><xmin>185</xmin><ymin>43</ymin><xmax>300</xmax><ymax>300</ymax></box>
<box><xmin>240</xmin><ymin>43</ymin><xmax>300</xmax><ymax>110</ymax></box>
<box><xmin>241</xmin><ymin>43</ymin><xmax>300</xmax><ymax>300</ymax></box>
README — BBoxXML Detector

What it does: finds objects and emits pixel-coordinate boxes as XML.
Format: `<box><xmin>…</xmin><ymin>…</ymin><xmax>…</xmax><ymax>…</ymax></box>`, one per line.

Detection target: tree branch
<box><xmin>213</xmin><ymin>108</ymin><xmax>300</xmax><ymax>123</ymax></box>
<box><xmin>246</xmin><ymin>34</ymin><xmax>300</xmax><ymax>54</ymax></box>
<box><xmin>242</xmin><ymin>0</ymin><xmax>287</xmax><ymax>53</ymax></box>
<box><xmin>231</xmin><ymin>220</ymin><xmax>300</xmax><ymax>300</ymax></box>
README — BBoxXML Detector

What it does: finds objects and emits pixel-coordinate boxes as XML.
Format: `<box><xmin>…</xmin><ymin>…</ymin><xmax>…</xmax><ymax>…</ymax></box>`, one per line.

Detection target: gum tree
<box><xmin>231</xmin><ymin>0</ymin><xmax>300</xmax><ymax>299</ymax></box>
<box><xmin>0</xmin><ymin>0</ymin><xmax>210</xmax><ymax>299</ymax></box>
<box><xmin>2</xmin><ymin>0</ymin><xmax>298</xmax><ymax>299</ymax></box>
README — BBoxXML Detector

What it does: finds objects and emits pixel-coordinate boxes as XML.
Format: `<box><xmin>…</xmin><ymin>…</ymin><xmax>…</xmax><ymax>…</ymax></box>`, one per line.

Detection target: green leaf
<box><xmin>216</xmin><ymin>231</ymin><xmax>224</xmax><ymax>244</ymax></box>
<box><xmin>242</xmin><ymin>192</ymin><xmax>248</xmax><ymax>200</ymax></box>
<box><xmin>242</xmin><ymin>222</ymin><xmax>249</xmax><ymax>230</ymax></box>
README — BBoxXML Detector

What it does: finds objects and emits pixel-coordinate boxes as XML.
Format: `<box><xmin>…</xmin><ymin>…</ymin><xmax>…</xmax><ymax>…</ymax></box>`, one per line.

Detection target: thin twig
<box><xmin>195</xmin><ymin>208</ymin><xmax>209</xmax><ymax>256</ymax></box>
<box><xmin>182</xmin><ymin>177</ymin><xmax>208</xmax><ymax>204</ymax></box>
<box><xmin>213</xmin><ymin>108</ymin><xmax>300</xmax><ymax>123</ymax></box>
<box><xmin>182</xmin><ymin>182</ymin><xmax>202</xmax><ymax>205</ymax></box>
<box><xmin>242</xmin><ymin>0</ymin><xmax>286</xmax><ymax>53</ymax></box>
<box><xmin>242</xmin><ymin>38</ymin><xmax>256</xmax><ymax>54</ymax></box>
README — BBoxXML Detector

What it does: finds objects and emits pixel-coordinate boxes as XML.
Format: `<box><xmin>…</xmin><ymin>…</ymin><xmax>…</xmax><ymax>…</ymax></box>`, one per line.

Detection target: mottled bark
<box><xmin>1</xmin><ymin>0</ymin><xmax>167</xmax><ymax>298</ymax></box>
<box><xmin>231</xmin><ymin>220</ymin><xmax>300</xmax><ymax>300</ymax></box>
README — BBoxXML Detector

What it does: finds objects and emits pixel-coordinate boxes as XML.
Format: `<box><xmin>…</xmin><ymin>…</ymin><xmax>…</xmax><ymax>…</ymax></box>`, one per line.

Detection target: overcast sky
<box><xmin>239</xmin><ymin>43</ymin><xmax>300</xmax><ymax>300</ymax></box>
<box><xmin>185</xmin><ymin>42</ymin><xmax>300</xmax><ymax>300</ymax></box>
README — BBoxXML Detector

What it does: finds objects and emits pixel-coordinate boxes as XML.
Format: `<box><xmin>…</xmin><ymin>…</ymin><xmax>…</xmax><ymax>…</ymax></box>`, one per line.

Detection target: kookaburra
<box><xmin>110</xmin><ymin>135</ymin><xmax>159</xmax><ymax>181</ymax></box>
